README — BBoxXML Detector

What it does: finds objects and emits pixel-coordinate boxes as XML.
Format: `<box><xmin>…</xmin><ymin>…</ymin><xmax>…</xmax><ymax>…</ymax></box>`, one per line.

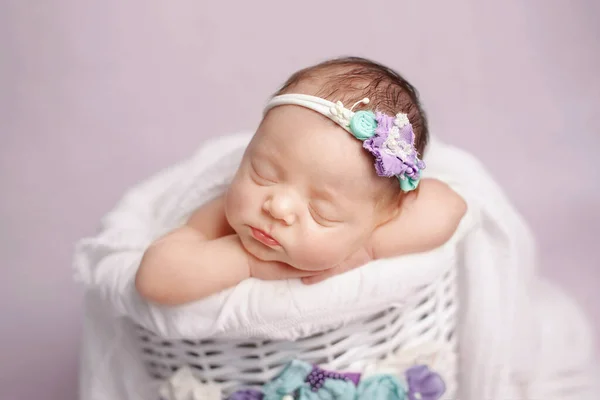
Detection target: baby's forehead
<box><xmin>253</xmin><ymin>108</ymin><xmax>382</xmax><ymax>198</ymax></box>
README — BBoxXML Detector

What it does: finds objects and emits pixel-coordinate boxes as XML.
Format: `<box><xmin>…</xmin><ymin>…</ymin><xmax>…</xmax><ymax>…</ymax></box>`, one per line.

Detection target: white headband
<box><xmin>262</xmin><ymin>93</ymin><xmax>426</xmax><ymax>192</ymax></box>
<box><xmin>264</xmin><ymin>93</ymin><xmax>370</xmax><ymax>134</ymax></box>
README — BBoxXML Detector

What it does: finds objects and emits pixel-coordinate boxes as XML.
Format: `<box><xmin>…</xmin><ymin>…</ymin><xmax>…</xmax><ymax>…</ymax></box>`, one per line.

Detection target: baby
<box><xmin>135</xmin><ymin>57</ymin><xmax>467</xmax><ymax>305</ymax></box>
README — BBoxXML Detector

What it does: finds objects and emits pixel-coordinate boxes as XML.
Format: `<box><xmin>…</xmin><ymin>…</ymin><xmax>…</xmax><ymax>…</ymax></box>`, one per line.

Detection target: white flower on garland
<box><xmin>362</xmin><ymin>342</ymin><xmax>454</xmax><ymax>380</ymax></box>
<box><xmin>159</xmin><ymin>366</ymin><xmax>221</xmax><ymax>400</ymax></box>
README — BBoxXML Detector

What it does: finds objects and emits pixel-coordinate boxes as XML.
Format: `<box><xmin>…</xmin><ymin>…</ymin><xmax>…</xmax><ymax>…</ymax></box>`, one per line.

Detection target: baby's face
<box><xmin>225</xmin><ymin>105</ymin><xmax>389</xmax><ymax>271</ymax></box>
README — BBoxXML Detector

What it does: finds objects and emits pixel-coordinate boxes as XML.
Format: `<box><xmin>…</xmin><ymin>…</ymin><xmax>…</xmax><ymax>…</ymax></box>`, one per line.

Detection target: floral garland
<box><xmin>227</xmin><ymin>359</ymin><xmax>445</xmax><ymax>400</ymax></box>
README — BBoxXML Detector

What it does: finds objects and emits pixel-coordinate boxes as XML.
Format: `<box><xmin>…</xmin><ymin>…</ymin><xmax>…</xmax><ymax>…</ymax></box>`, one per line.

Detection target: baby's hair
<box><xmin>274</xmin><ymin>56</ymin><xmax>429</xmax><ymax>156</ymax></box>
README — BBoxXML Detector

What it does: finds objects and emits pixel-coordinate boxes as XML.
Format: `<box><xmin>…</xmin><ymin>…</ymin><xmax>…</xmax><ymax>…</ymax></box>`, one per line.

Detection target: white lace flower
<box><xmin>400</xmin><ymin>140</ymin><xmax>414</xmax><ymax>154</ymax></box>
<box><xmin>394</xmin><ymin>113</ymin><xmax>410</xmax><ymax>128</ymax></box>
<box><xmin>383</xmin><ymin>126</ymin><xmax>411</xmax><ymax>159</ymax></box>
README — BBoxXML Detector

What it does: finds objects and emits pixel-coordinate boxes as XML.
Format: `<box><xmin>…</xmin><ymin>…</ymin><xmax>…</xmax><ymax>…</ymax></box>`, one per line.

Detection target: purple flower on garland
<box><xmin>405</xmin><ymin>365</ymin><xmax>446</xmax><ymax>400</ymax></box>
<box><xmin>363</xmin><ymin>112</ymin><xmax>425</xmax><ymax>180</ymax></box>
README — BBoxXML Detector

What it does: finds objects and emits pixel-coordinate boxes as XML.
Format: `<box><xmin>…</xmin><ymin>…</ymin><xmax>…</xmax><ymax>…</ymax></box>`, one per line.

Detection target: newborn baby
<box><xmin>135</xmin><ymin>57</ymin><xmax>466</xmax><ymax>305</ymax></box>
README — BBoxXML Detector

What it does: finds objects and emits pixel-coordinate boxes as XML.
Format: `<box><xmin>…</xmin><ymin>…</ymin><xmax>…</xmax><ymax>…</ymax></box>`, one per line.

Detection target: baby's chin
<box><xmin>239</xmin><ymin>234</ymin><xmax>285</xmax><ymax>262</ymax></box>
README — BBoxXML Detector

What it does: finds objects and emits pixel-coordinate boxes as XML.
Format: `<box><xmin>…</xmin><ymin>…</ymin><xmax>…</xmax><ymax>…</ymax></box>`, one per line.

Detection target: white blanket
<box><xmin>74</xmin><ymin>132</ymin><xmax>597</xmax><ymax>400</ymax></box>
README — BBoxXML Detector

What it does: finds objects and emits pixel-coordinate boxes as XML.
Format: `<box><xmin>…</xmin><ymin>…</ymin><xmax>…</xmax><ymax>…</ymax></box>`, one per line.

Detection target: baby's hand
<box><xmin>301</xmin><ymin>245</ymin><xmax>373</xmax><ymax>285</ymax></box>
<box><xmin>248</xmin><ymin>255</ymin><xmax>324</xmax><ymax>281</ymax></box>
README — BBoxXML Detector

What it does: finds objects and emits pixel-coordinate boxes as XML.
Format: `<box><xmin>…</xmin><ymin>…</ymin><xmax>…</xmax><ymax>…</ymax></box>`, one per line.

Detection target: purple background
<box><xmin>1</xmin><ymin>1</ymin><xmax>598</xmax><ymax>399</ymax></box>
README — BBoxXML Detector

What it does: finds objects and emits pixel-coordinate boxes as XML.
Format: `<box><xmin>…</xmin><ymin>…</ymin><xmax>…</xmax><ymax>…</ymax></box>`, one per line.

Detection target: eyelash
<box><xmin>309</xmin><ymin>205</ymin><xmax>338</xmax><ymax>226</ymax></box>
<box><xmin>251</xmin><ymin>165</ymin><xmax>275</xmax><ymax>185</ymax></box>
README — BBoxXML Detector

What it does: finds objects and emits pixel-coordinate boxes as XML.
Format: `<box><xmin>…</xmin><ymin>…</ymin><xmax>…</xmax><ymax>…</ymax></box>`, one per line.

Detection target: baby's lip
<box><xmin>250</xmin><ymin>226</ymin><xmax>281</xmax><ymax>247</ymax></box>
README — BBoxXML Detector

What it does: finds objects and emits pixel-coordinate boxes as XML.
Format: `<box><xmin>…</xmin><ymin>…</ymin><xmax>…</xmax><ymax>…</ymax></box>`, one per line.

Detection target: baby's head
<box><xmin>225</xmin><ymin>57</ymin><xmax>429</xmax><ymax>271</ymax></box>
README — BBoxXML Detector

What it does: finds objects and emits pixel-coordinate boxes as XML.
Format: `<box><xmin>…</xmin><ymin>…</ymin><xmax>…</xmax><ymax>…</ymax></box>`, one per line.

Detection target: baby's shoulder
<box><xmin>400</xmin><ymin>178</ymin><xmax>467</xmax><ymax>234</ymax></box>
<box><xmin>413</xmin><ymin>179</ymin><xmax>466</xmax><ymax>211</ymax></box>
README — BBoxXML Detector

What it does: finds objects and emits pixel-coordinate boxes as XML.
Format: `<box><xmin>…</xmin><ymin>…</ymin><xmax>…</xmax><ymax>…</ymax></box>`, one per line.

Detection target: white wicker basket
<box><xmin>132</xmin><ymin>265</ymin><xmax>458</xmax><ymax>397</ymax></box>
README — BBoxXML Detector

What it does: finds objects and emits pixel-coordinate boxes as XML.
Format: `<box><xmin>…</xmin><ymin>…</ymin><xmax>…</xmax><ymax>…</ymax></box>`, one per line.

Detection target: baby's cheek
<box><xmin>291</xmin><ymin>236</ymin><xmax>350</xmax><ymax>271</ymax></box>
<box><xmin>224</xmin><ymin>183</ymin><xmax>251</xmax><ymax>223</ymax></box>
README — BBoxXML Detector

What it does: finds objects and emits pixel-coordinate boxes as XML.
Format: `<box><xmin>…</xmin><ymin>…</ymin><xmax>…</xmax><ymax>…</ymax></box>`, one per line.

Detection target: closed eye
<box><xmin>309</xmin><ymin>205</ymin><xmax>340</xmax><ymax>226</ymax></box>
<box><xmin>250</xmin><ymin>164</ymin><xmax>276</xmax><ymax>185</ymax></box>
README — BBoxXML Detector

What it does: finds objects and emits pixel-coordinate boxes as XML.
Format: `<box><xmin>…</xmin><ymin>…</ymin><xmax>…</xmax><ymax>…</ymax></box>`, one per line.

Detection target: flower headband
<box><xmin>264</xmin><ymin>93</ymin><xmax>426</xmax><ymax>192</ymax></box>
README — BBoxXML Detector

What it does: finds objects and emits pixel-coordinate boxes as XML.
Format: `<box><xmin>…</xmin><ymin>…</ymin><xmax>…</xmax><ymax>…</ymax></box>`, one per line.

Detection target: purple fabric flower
<box><xmin>405</xmin><ymin>365</ymin><xmax>446</xmax><ymax>400</ymax></box>
<box><xmin>363</xmin><ymin>112</ymin><xmax>425</xmax><ymax>180</ymax></box>
<box><xmin>227</xmin><ymin>388</ymin><xmax>264</xmax><ymax>400</ymax></box>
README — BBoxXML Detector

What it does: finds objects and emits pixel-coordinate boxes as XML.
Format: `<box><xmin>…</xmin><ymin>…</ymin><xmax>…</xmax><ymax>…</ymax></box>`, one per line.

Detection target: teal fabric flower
<box><xmin>262</xmin><ymin>361</ymin><xmax>358</xmax><ymax>400</ymax></box>
<box><xmin>398</xmin><ymin>176</ymin><xmax>420</xmax><ymax>192</ymax></box>
<box><xmin>357</xmin><ymin>374</ymin><xmax>407</xmax><ymax>399</ymax></box>
<box><xmin>262</xmin><ymin>360</ymin><xmax>313</xmax><ymax>400</ymax></box>
<box><xmin>260</xmin><ymin>360</ymin><xmax>425</xmax><ymax>400</ymax></box>
<box><xmin>349</xmin><ymin>111</ymin><xmax>378</xmax><ymax>140</ymax></box>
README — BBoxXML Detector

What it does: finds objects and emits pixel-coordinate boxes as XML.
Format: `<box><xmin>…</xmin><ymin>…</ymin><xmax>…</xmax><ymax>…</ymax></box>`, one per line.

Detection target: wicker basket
<box><xmin>133</xmin><ymin>265</ymin><xmax>458</xmax><ymax>397</ymax></box>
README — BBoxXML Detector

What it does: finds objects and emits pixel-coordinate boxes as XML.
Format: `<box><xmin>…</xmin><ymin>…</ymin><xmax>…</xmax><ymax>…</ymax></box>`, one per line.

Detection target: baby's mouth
<box><xmin>250</xmin><ymin>226</ymin><xmax>280</xmax><ymax>247</ymax></box>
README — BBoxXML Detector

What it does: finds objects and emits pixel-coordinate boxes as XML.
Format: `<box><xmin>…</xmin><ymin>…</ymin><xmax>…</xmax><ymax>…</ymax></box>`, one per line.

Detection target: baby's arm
<box><xmin>371</xmin><ymin>179</ymin><xmax>467</xmax><ymax>259</ymax></box>
<box><xmin>302</xmin><ymin>179</ymin><xmax>466</xmax><ymax>284</ymax></box>
<box><xmin>135</xmin><ymin>196</ymin><xmax>249</xmax><ymax>305</ymax></box>
<box><xmin>135</xmin><ymin>195</ymin><xmax>319</xmax><ymax>305</ymax></box>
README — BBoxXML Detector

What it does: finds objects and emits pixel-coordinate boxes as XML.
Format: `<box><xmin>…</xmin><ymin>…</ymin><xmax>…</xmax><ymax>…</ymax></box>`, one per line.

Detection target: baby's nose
<box><xmin>263</xmin><ymin>194</ymin><xmax>296</xmax><ymax>225</ymax></box>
